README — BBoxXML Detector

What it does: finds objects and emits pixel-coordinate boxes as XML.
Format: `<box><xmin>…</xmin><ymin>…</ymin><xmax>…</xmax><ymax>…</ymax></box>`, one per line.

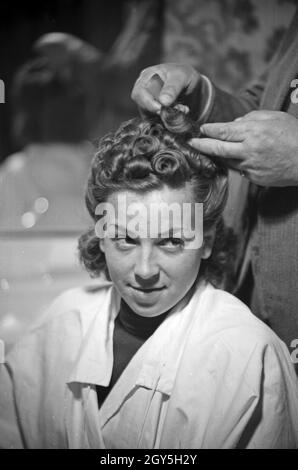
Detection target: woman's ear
<box><xmin>201</xmin><ymin>230</ymin><xmax>216</xmax><ymax>260</ymax></box>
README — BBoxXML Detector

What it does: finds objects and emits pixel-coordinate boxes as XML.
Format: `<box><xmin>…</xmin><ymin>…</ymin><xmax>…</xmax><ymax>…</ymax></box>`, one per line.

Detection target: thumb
<box><xmin>159</xmin><ymin>75</ymin><xmax>187</xmax><ymax>106</ymax></box>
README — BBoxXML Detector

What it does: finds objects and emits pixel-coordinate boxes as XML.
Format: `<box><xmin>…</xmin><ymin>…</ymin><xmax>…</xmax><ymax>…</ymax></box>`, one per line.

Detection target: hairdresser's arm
<box><xmin>132</xmin><ymin>64</ymin><xmax>298</xmax><ymax>187</ymax></box>
<box><xmin>206</xmin><ymin>70</ymin><xmax>267</xmax><ymax>123</ymax></box>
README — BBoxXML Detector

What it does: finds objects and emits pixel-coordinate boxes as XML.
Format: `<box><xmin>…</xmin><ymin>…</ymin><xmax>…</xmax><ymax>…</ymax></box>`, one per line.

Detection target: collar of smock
<box><xmin>67</xmin><ymin>282</ymin><xmax>119</xmax><ymax>387</ymax></box>
<box><xmin>67</xmin><ymin>280</ymin><xmax>207</xmax><ymax>396</ymax></box>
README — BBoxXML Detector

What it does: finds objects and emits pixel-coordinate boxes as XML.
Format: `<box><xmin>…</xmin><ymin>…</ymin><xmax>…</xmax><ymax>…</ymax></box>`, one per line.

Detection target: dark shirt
<box><xmin>96</xmin><ymin>299</ymin><xmax>168</xmax><ymax>408</ymax></box>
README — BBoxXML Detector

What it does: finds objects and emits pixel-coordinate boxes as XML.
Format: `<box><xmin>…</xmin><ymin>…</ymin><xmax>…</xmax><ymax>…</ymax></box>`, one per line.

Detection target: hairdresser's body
<box><xmin>131</xmin><ymin>9</ymin><xmax>298</xmax><ymax>357</ymax></box>
<box><xmin>0</xmin><ymin>108</ymin><xmax>297</xmax><ymax>449</ymax></box>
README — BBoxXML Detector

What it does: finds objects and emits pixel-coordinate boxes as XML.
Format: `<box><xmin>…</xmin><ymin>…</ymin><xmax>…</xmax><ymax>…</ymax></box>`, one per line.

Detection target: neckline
<box><xmin>117</xmin><ymin>299</ymin><xmax>169</xmax><ymax>340</ymax></box>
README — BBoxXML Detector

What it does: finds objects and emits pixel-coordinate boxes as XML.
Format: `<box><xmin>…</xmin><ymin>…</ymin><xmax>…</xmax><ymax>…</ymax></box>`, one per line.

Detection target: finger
<box><xmin>131</xmin><ymin>82</ymin><xmax>161</xmax><ymax>113</ymax></box>
<box><xmin>132</xmin><ymin>64</ymin><xmax>199</xmax><ymax>110</ymax></box>
<box><xmin>131</xmin><ymin>70</ymin><xmax>163</xmax><ymax>113</ymax></box>
<box><xmin>200</xmin><ymin>122</ymin><xmax>247</xmax><ymax>142</ymax></box>
<box><xmin>188</xmin><ymin>138</ymin><xmax>244</xmax><ymax>159</ymax></box>
<box><xmin>159</xmin><ymin>71</ymin><xmax>188</xmax><ymax>106</ymax></box>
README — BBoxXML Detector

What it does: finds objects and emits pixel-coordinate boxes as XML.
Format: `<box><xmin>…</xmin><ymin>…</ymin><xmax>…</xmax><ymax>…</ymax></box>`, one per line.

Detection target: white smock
<box><xmin>0</xmin><ymin>281</ymin><xmax>298</xmax><ymax>448</ymax></box>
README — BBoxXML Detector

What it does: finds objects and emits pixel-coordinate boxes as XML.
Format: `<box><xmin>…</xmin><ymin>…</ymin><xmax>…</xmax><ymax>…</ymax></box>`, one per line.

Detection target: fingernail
<box><xmin>153</xmin><ymin>102</ymin><xmax>161</xmax><ymax>112</ymax></box>
<box><xmin>160</xmin><ymin>94</ymin><xmax>172</xmax><ymax>106</ymax></box>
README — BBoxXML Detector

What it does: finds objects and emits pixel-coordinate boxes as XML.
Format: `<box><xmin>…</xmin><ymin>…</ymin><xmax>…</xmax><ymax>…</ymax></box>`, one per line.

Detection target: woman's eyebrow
<box><xmin>149</xmin><ymin>226</ymin><xmax>185</xmax><ymax>239</ymax></box>
<box><xmin>111</xmin><ymin>224</ymin><xmax>185</xmax><ymax>238</ymax></box>
<box><xmin>112</xmin><ymin>224</ymin><xmax>136</xmax><ymax>237</ymax></box>
<box><xmin>158</xmin><ymin>227</ymin><xmax>181</xmax><ymax>237</ymax></box>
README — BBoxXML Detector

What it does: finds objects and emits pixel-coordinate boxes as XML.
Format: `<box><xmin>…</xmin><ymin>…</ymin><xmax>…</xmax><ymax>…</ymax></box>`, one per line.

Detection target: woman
<box><xmin>0</xmin><ymin>33</ymin><xmax>103</xmax><ymax>351</ymax></box>
<box><xmin>0</xmin><ymin>32</ymin><xmax>103</xmax><ymax>232</ymax></box>
<box><xmin>0</xmin><ymin>107</ymin><xmax>298</xmax><ymax>449</ymax></box>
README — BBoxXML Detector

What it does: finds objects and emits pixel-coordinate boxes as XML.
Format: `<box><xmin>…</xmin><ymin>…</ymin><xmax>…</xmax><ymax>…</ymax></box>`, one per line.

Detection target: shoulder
<box><xmin>196</xmin><ymin>283</ymin><xmax>287</xmax><ymax>356</ymax></box>
<box><xmin>185</xmin><ymin>284</ymin><xmax>297</xmax><ymax>396</ymax></box>
<box><xmin>6</xmin><ymin>280</ymin><xmax>113</xmax><ymax>366</ymax></box>
<box><xmin>31</xmin><ymin>279</ymin><xmax>113</xmax><ymax>334</ymax></box>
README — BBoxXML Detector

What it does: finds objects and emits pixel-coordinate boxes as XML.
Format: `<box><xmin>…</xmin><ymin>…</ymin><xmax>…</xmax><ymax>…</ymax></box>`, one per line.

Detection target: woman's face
<box><xmin>99</xmin><ymin>183</ymin><xmax>213</xmax><ymax>317</ymax></box>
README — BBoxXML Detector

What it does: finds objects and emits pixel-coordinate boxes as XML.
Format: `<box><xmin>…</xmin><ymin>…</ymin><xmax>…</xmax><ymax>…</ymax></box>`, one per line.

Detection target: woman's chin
<box><xmin>122</xmin><ymin>291</ymin><xmax>172</xmax><ymax>318</ymax></box>
<box><xmin>126</xmin><ymin>301</ymin><xmax>168</xmax><ymax>318</ymax></box>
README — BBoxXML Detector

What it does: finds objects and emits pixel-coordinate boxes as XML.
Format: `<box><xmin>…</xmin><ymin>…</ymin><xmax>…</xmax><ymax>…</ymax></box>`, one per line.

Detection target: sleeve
<box><xmin>194</xmin><ymin>70</ymin><xmax>269</xmax><ymax>249</ymax></box>
<box><xmin>196</xmin><ymin>68</ymin><xmax>268</xmax><ymax>125</ymax></box>
<box><xmin>0</xmin><ymin>289</ymin><xmax>80</xmax><ymax>449</ymax></box>
<box><xmin>170</xmin><ymin>327</ymin><xmax>298</xmax><ymax>449</ymax></box>
<box><xmin>241</xmin><ymin>342</ymin><xmax>298</xmax><ymax>449</ymax></box>
<box><xmin>0</xmin><ymin>362</ymin><xmax>25</xmax><ymax>449</ymax></box>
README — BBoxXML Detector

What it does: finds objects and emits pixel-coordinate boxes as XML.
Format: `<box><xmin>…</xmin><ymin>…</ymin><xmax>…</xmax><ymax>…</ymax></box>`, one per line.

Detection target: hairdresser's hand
<box><xmin>189</xmin><ymin>110</ymin><xmax>298</xmax><ymax>187</ymax></box>
<box><xmin>131</xmin><ymin>63</ymin><xmax>205</xmax><ymax>119</ymax></box>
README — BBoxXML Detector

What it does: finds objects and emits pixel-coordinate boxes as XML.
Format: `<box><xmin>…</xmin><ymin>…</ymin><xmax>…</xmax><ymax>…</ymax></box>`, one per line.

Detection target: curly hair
<box><xmin>79</xmin><ymin>106</ymin><xmax>234</xmax><ymax>288</ymax></box>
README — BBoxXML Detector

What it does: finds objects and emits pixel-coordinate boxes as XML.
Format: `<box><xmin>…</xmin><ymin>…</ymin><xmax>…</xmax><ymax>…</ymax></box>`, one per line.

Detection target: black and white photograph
<box><xmin>0</xmin><ymin>0</ymin><xmax>297</xmax><ymax>453</ymax></box>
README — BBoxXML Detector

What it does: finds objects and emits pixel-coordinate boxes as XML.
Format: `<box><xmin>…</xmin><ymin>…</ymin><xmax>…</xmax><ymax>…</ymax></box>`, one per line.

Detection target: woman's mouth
<box><xmin>127</xmin><ymin>284</ymin><xmax>167</xmax><ymax>306</ymax></box>
<box><xmin>130</xmin><ymin>285</ymin><xmax>166</xmax><ymax>293</ymax></box>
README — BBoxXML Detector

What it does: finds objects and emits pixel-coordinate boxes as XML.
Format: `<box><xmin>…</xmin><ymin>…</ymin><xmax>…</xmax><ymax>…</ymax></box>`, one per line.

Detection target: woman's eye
<box><xmin>113</xmin><ymin>234</ymin><xmax>137</xmax><ymax>247</ymax></box>
<box><xmin>124</xmin><ymin>235</ymin><xmax>137</xmax><ymax>244</ymax></box>
<box><xmin>159</xmin><ymin>238</ymin><xmax>184</xmax><ymax>249</ymax></box>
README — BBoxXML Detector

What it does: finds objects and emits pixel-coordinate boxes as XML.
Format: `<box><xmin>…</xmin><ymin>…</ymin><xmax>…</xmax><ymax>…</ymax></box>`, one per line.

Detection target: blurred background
<box><xmin>0</xmin><ymin>0</ymin><xmax>296</xmax><ymax>350</ymax></box>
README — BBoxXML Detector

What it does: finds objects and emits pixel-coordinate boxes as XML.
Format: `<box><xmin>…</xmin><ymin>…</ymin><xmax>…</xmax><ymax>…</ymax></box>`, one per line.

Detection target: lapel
<box><xmin>65</xmin><ymin>281</ymin><xmax>206</xmax><ymax>448</ymax></box>
<box><xmin>96</xmin><ymin>282</ymin><xmax>206</xmax><ymax>428</ymax></box>
<box><xmin>67</xmin><ymin>284</ymin><xmax>119</xmax><ymax>386</ymax></box>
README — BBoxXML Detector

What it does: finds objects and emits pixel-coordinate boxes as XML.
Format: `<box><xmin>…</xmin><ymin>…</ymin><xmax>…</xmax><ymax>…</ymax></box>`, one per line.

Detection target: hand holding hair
<box><xmin>131</xmin><ymin>63</ymin><xmax>203</xmax><ymax>119</ymax></box>
<box><xmin>189</xmin><ymin>110</ymin><xmax>298</xmax><ymax>187</ymax></box>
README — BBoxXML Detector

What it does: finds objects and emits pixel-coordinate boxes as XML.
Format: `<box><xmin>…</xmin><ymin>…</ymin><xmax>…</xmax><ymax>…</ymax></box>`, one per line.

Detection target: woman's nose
<box><xmin>134</xmin><ymin>247</ymin><xmax>160</xmax><ymax>285</ymax></box>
